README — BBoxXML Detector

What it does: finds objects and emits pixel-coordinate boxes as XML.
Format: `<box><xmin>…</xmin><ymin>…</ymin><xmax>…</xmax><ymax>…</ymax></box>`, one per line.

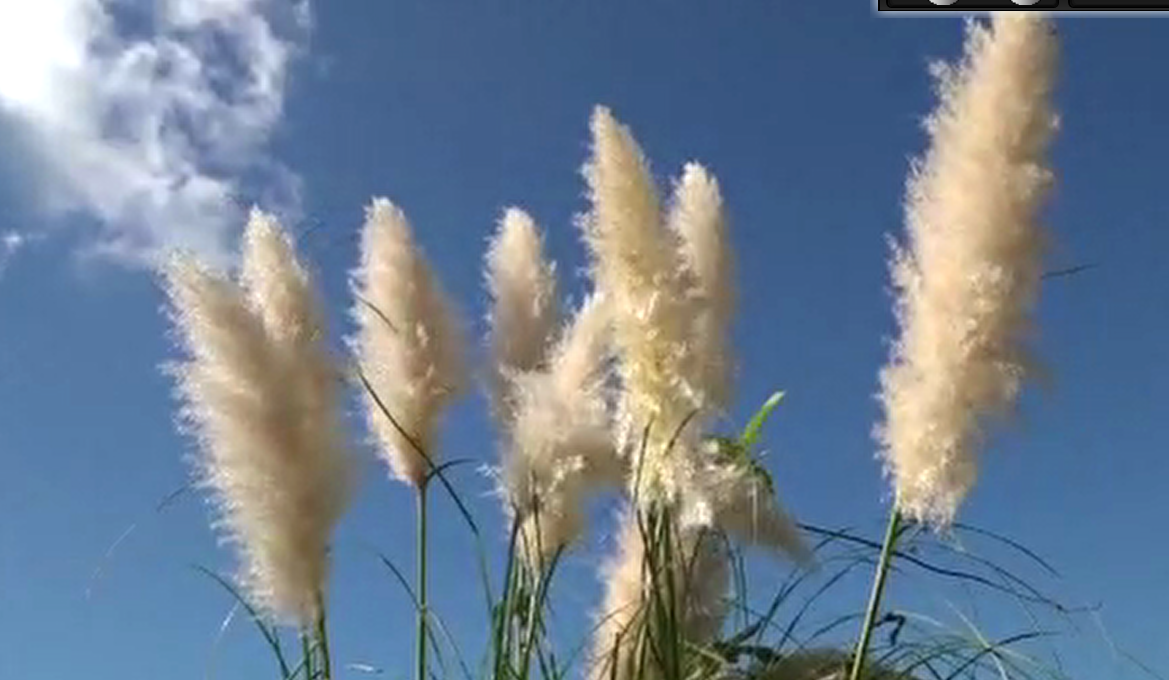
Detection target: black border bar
<box><xmin>879</xmin><ymin>0</ymin><xmax>1169</xmax><ymax>9</ymax></box>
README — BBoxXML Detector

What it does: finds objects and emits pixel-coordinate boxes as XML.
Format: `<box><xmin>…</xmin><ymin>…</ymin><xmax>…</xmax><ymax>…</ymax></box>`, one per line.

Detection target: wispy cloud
<box><xmin>0</xmin><ymin>0</ymin><xmax>309</xmax><ymax>269</ymax></box>
<box><xmin>0</xmin><ymin>230</ymin><xmax>29</xmax><ymax>276</ymax></box>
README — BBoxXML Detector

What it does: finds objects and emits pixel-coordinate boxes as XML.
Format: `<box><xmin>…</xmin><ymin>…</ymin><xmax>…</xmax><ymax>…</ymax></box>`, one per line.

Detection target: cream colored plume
<box><xmin>352</xmin><ymin>198</ymin><xmax>466</xmax><ymax>488</ymax></box>
<box><xmin>876</xmin><ymin>13</ymin><xmax>1057</xmax><ymax>526</ymax></box>
<box><xmin>164</xmin><ymin>216</ymin><xmax>353</xmax><ymax>625</ymax></box>
<box><xmin>485</xmin><ymin>207</ymin><xmax>559</xmax><ymax>421</ymax></box>
<box><xmin>240</xmin><ymin>210</ymin><xmax>320</xmax><ymax>354</ymax></box>
<box><xmin>680</xmin><ymin>439</ymin><xmax>810</xmax><ymax>564</ymax></box>
<box><xmin>576</xmin><ymin>107</ymin><xmax>813</xmax><ymax>678</ymax></box>
<box><xmin>580</xmin><ymin>106</ymin><xmax>704</xmax><ymax>500</ymax></box>
<box><xmin>506</xmin><ymin>294</ymin><xmax>621</xmax><ymax>565</ymax></box>
<box><xmin>239</xmin><ymin>211</ymin><xmax>343</xmax><ymax>449</ymax></box>
<box><xmin>588</xmin><ymin>510</ymin><xmax>730</xmax><ymax>680</ymax></box>
<box><xmin>668</xmin><ymin>162</ymin><xmax>734</xmax><ymax>412</ymax></box>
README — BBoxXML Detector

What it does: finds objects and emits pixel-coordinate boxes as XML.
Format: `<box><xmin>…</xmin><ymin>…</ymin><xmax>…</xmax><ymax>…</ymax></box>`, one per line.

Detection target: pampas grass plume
<box><xmin>240</xmin><ymin>211</ymin><xmax>346</xmax><ymax>454</ymax></box>
<box><xmin>165</xmin><ymin>212</ymin><xmax>353</xmax><ymax>625</ymax></box>
<box><xmin>485</xmin><ymin>207</ymin><xmax>559</xmax><ymax>421</ymax></box>
<box><xmin>668</xmin><ymin>162</ymin><xmax>734</xmax><ymax>411</ymax></box>
<box><xmin>352</xmin><ymin>198</ymin><xmax>467</xmax><ymax>488</ymax></box>
<box><xmin>877</xmin><ymin>13</ymin><xmax>1057</xmax><ymax>526</ymax></box>
<box><xmin>685</xmin><ymin>439</ymin><xmax>809</xmax><ymax>563</ymax></box>
<box><xmin>507</xmin><ymin>294</ymin><xmax>619</xmax><ymax>564</ymax></box>
<box><xmin>581</xmin><ymin>106</ymin><xmax>703</xmax><ymax>498</ymax></box>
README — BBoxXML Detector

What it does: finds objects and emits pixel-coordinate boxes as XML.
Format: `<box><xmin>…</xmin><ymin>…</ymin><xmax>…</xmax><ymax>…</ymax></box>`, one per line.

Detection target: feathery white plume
<box><xmin>668</xmin><ymin>163</ymin><xmax>735</xmax><ymax>412</ymax></box>
<box><xmin>165</xmin><ymin>214</ymin><xmax>353</xmax><ymax>625</ymax></box>
<box><xmin>352</xmin><ymin>198</ymin><xmax>466</xmax><ymax>488</ymax></box>
<box><xmin>876</xmin><ymin>13</ymin><xmax>1058</xmax><ymax>526</ymax></box>
<box><xmin>680</xmin><ymin>439</ymin><xmax>809</xmax><ymax>563</ymax></box>
<box><xmin>582</xmin><ymin>110</ymin><xmax>801</xmax><ymax>547</ymax></box>
<box><xmin>580</xmin><ymin>106</ymin><xmax>704</xmax><ymax>501</ymax></box>
<box><xmin>485</xmin><ymin>207</ymin><xmax>559</xmax><ymax>421</ymax></box>
<box><xmin>239</xmin><ymin>211</ymin><xmax>346</xmax><ymax>460</ymax></box>
<box><xmin>506</xmin><ymin>294</ymin><xmax>620</xmax><ymax>564</ymax></box>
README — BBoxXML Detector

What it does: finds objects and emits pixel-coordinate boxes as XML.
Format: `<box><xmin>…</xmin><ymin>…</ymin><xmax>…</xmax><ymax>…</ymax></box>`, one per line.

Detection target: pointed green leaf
<box><xmin>739</xmin><ymin>391</ymin><xmax>785</xmax><ymax>451</ymax></box>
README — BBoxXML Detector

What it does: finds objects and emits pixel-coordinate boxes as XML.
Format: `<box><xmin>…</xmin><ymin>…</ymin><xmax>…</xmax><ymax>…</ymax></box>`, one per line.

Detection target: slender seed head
<box><xmin>667</xmin><ymin>162</ymin><xmax>735</xmax><ymax>412</ymax></box>
<box><xmin>485</xmin><ymin>207</ymin><xmax>559</xmax><ymax>421</ymax></box>
<box><xmin>240</xmin><ymin>209</ymin><xmax>318</xmax><ymax>353</ymax></box>
<box><xmin>239</xmin><ymin>211</ymin><xmax>347</xmax><ymax>464</ymax></box>
<box><xmin>352</xmin><ymin>198</ymin><xmax>467</xmax><ymax>488</ymax></box>
<box><xmin>876</xmin><ymin>13</ymin><xmax>1058</xmax><ymax>526</ymax></box>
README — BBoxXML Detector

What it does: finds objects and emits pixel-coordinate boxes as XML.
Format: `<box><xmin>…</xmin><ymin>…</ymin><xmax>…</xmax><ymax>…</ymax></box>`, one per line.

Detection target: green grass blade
<box><xmin>951</xmin><ymin>524</ymin><xmax>1059</xmax><ymax>578</ymax></box>
<box><xmin>373</xmin><ymin>551</ymin><xmax>472</xmax><ymax>680</ymax></box>
<box><xmin>353</xmin><ymin>365</ymin><xmax>481</xmax><ymax>537</ymax></box>
<box><xmin>88</xmin><ymin>483</ymin><xmax>193</xmax><ymax>600</ymax></box>
<box><xmin>192</xmin><ymin>565</ymin><xmax>292</xmax><ymax>679</ymax></box>
<box><xmin>738</xmin><ymin>391</ymin><xmax>785</xmax><ymax>451</ymax></box>
<box><xmin>940</xmin><ymin>632</ymin><xmax>1051</xmax><ymax>680</ymax></box>
<box><xmin>777</xmin><ymin>560</ymin><xmax>865</xmax><ymax>653</ymax></box>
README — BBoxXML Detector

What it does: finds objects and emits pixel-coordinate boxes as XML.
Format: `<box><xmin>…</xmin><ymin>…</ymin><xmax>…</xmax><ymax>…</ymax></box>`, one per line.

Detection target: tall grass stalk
<box><xmin>852</xmin><ymin>12</ymin><xmax>1058</xmax><ymax>678</ymax></box>
<box><xmin>848</xmin><ymin>508</ymin><xmax>903</xmax><ymax>680</ymax></box>
<box><xmin>313</xmin><ymin>595</ymin><xmax>334</xmax><ymax>680</ymax></box>
<box><xmin>418</xmin><ymin>481</ymin><xmax>431</xmax><ymax>680</ymax></box>
<box><xmin>301</xmin><ymin>629</ymin><xmax>315</xmax><ymax>679</ymax></box>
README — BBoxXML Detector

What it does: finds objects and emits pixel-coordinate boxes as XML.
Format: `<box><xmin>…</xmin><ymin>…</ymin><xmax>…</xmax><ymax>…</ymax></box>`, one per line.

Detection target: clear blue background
<box><xmin>1</xmin><ymin>3</ymin><xmax>1165</xmax><ymax>679</ymax></box>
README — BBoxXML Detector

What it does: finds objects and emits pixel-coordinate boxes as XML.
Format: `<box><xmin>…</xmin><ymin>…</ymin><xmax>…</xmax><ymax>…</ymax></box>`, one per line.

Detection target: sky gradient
<box><xmin>0</xmin><ymin>3</ymin><xmax>1165</xmax><ymax>679</ymax></box>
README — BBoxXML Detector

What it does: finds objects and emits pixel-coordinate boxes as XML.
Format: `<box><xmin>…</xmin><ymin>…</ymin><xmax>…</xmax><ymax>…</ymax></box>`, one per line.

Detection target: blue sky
<box><xmin>0</xmin><ymin>3</ymin><xmax>1165</xmax><ymax>679</ymax></box>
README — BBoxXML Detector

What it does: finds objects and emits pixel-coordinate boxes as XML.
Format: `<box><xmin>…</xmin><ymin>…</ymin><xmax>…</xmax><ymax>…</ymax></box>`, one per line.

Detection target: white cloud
<box><xmin>0</xmin><ymin>0</ymin><xmax>310</xmax><ymax>269</ymax></box>
<box><xmin>0</xmin><ymin>230</ymin><xmax>30</xmax><ymax>276</ymax></box>
<box><xmin>3</xmin><ymin>231</ymin><xmax>25</xmax><ymax>251</ymax></box>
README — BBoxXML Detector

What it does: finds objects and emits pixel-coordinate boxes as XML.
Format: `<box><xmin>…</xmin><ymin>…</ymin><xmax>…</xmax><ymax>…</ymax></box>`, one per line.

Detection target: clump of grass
<box><xmin>149</xmin><ymin>12</ymin><xmax>1137</xmax><ymax>680</ymax></box>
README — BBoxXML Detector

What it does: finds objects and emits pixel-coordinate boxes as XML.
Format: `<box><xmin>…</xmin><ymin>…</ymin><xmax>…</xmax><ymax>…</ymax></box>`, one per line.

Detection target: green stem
<box><xmin>416</xmin><ymin>482</ymin><xmax>430</xmax><ymax>680</ymax></box>
<box><xmin>316</xmin><ymin>593</ymin><xmax>332</xmax><ymax>680</ymax></box>
<box><xmin>300</xmin><ymin>629</ymin><xmax>315</xmax><ymax>680</ymax></box>
<box><xmin>518</xmin><ymin>565</ymin><xmax>543</xmax><ymax>677</ymax></box>
<box><xmin>848</xmin><ymin>506</ymin><xmax>902</xmax><ymax>680</ymax></box>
